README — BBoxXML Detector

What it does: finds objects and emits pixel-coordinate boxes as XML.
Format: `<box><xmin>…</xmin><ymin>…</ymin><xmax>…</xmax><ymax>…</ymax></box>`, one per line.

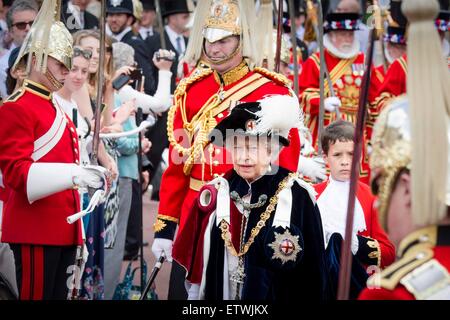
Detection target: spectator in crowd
<box><xmin>114</xmin><ymin>44</ymin><xmax>173</xmax><ymax>118</ymax></box>
<box><xmin>4</xmin><ymin>46</ymin><xmax>24</xmax><ymax>95</ymax></box>
<box><xmin>105</xmin><ymin>0</ymin><xmax>155</xmax><ymax>96</ymax></box>
<box><xmin>53</xmin><ymin>47</ymin><xmax>102</xmax><ymax>298</ymax></box>
<box><xmin>108</xmin><ymin>42</ymin><xmax>174</xmax><ymax>260</ymax></box>
<box><xmin>0</xmin><ymin>0</ymin><xmax>37</xmax><ymax>99</ymax></box>
<box><xmin>138</xmin><ymin>0</ymin><xmax>155</xmax><ymax>40</ymax></box>
<box><xmin>0</xmin><ymin>0</ymin><xmax>11</xmax><ymax>50</ymax></box>
<box><xmin>72</xmin><ymin>31</ymin><xmax>123</xmax><ymax>288</ymax></box>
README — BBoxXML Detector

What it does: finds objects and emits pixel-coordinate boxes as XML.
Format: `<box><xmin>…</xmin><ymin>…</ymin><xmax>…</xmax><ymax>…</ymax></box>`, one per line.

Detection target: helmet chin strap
<box><xmin>203</xmin><ymin>40</ymin><xmax>242</xmax><ymax>66</ymax></box>
<box><xmin>45</xmin><ymin>68</ymin><xmax>64</xmax><ymax>90</ymax></box>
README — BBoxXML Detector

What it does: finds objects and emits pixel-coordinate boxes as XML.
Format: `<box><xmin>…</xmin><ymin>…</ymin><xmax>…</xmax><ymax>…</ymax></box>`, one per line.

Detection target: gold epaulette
<box><xmin>367</xmin><ymin>244</ymin><xmax>434</xmax><ymax>290</ymax></box>
<box><xmin>4</xmin><ymin>89</ymin><xmax>24</xmax><ymax>103</ymax></box>
<box><xmin>368</xmin><ymin>226</ymin><xmax>438</xmax><ymax>290</ymax></box>
<box><xmin>173</xmin><ymin>67</ymin><xmax>214</xmax><ymax>99</ymax></box>
<box><xmin>397</xmin><ymin>225</ymin><xmax>438</xmax><ymax>257</ymax></box>
<box><xmin>253</xmin><ymin>67</ymin><xmax>291</xmax><ymax>87</ymax></box>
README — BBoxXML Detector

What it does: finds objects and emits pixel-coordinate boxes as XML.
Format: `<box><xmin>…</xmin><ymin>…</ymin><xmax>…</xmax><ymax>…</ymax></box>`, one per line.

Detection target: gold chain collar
<box><xmin>213</xmin><ymin>60</ymin><xmax>250</xmax><ymax>87</ymax></box>
<box><xmin>220</xmin><ymin>172</ymin><xmax>298</xmax><ymax>257</ymax></box>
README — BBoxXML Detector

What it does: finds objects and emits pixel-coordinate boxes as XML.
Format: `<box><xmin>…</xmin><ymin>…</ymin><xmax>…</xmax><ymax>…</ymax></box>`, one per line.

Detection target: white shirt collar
<box><xmin>165</xmin><ymin>25</ymin><xmax>185</xmax><ymax>53</ymax></box>
<box><xmin>139</xmin><ymin>26</ymin><xmax>154</xmax><ymax>39</ymax></box>
<box><xmin>107</xmin><ymin>25</ymin><xmax>132</xmax><ymax>42</ymax></box>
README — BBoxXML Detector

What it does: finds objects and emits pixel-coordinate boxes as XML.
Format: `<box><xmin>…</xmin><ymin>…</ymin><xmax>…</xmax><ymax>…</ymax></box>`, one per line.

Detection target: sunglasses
<box><xmin>12</xmin><ymin>20</ymin><xmax>34</xmax><ymax>30</ymax></box>
<box><xmin>73</xmin><ymin>47</ymin><xmax>93</xmax><ymax>59</ymax></box>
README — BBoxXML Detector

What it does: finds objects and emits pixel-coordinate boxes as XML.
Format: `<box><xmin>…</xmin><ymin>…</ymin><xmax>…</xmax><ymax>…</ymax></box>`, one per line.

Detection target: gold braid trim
<box><xmin>156</xmin><ymin>214</ymin><xmax>179</xmax><ymax>223</ymax></box>
<box><xmin>153</xmin><ymin>219</ymin><xmax>167</xmax><ymax>232</ymax></box>
<box><xmin>220</xmin><ymin>172</ymin><xmax>298</xmax><ymax>257</ymax></box>
<box><xmin>167</xmin><ymin>68</ymin><xmax>215</xmax><ymax>175</ymax></box>
<box><xmin>366</xmin><ymin>237</ymin><xmax>381</xmax><ymax>269</ymax></box>
<box><xmin>153</xmin><ymin>214</ymin><xmax>180</xmax><ymax>232</ymax></box>
<box><xmin>253</xmin><ymin>67</ymin><xmax>291</xmax><ymax>87</ymax></box>
<box><xmin>213</xmin><ymin>60</ymin><xmax>249</xmax><ymax>86</ymax></box>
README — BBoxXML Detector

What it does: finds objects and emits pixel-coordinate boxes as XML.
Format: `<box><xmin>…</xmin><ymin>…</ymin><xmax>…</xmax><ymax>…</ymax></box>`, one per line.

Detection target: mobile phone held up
<box><xmin>112</xmin><ymin>68</ymin><xmax>143</xmax><ymax>91</ymax></box>
<box><xmin>154</xmin><ymin>51</ymin><xmax>175</xmax><ymax>62</ymax></box>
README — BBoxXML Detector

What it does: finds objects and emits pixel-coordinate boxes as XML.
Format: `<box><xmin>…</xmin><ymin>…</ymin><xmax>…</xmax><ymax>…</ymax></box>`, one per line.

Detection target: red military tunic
<box><xmin>0</xmin><ymin>80</ymin><xmax>82</xmax><ymax>246</ymax></box>
<box><xmin>359</xmin><ymin>225</ymin><xmax>450</xmax><ymax>300</ymax></box>
<box><xmin>315</xmin><ymin>180</ymin><xmax>396</xmax><ymax>268</ymax></box>
<box><xmin>365</xmin><ymin>64</ymin><xmax>387</xmax><ymax>141</ymax></box>
<box><xmin>374</xmin><ymin>54</ymin><xmax>407</xmax><ymax>113</ymax></box>
<box><xmin>299</xmin><ymin>50</ymin><xmax>382</xmax><ymax>184</ymax></box>
<box><xmin>157</xmin><ymin>62</ymin><xmax>301</xmax><ymax>238</ymax></box>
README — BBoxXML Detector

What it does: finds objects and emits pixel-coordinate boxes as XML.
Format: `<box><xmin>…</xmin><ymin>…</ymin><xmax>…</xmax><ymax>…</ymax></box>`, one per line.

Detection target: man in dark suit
<box><xmin>145</xmin><ymin>0</ymin><xmax>190</xmax><ymax>94</ymax></box>
<box><xmin>106</xmin><ymin>0</ymin><xmax>156</xmax><ymax>95</ymax></box>
<box><xmin>61</xmin><ymin>0</ymin><xmax>99</xmax><ymax>33</ymax></box>
<box><xmin>144</xmin><ymin>0</ymin><xmax>190</xmax><ymax>187</ymax></box>
<box><xmin>138</xmin><ymin>0</ymin><xmax>156</xmax><ymax>40</ymax></box>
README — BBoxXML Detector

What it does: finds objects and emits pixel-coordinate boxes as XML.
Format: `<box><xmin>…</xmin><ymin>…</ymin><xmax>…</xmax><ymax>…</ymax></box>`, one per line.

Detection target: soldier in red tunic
<box><xmin>0</xmin><ymin>0</ymin><xmax>107</xmax><ymax>300</ymax></box>
<box><xmin>374</xmin><ymin>0</ymin><xmax>449</xmax><ymax>114</ymax></box>
<box><xmin>299</xmin><ymin>11</ymin><xmax>382</xmax><ymax>184</ymax></box>
<box><xmin>150</xmin><ymin>0</ymin><xmax>302</xmax><ymax>299</ymax></box>
<box><xmin>374</xmin><ymin>0</ymin><xmax>408</xmax><ymax>80</ymax></box>
<box><xmin>359</xmin><ymin>0</ymin><xmax>450</xmax><ymax>300</ymax></box>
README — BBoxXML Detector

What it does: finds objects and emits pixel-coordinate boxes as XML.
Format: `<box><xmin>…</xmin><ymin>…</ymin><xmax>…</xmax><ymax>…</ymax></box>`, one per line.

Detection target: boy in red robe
<box><xmin>314</xmin><ymin>120</ymin><xmax>395</xmax><ymax>298</ymax></box>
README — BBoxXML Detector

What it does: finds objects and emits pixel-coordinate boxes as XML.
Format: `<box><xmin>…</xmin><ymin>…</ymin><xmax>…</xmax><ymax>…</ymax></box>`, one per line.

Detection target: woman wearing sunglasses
<box><xmin>52</xmin><ymin>46</ymin><xmax>119</xmax><ymax>300</ymax></box>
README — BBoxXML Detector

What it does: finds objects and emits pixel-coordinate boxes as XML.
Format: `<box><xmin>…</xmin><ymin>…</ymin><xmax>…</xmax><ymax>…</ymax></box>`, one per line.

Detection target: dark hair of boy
<box><xmin>321</xmin><ymin>120</ymin><xmax>355</xmax><ymax>155</ymax></box>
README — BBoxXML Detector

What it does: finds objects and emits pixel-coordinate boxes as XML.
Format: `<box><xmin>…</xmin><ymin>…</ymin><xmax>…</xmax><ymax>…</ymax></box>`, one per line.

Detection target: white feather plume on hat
<box><xmin>254</xmin><ymin>94</ymin><xmax>304</xmax><ymax>141</ymax></box>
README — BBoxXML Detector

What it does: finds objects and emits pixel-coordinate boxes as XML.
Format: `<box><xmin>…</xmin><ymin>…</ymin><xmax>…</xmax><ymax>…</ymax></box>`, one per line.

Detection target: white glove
<box><xmin>72</xmin><ymin>165</ymin><xmax>105</xmax><ymax>189</ymax></box>
<box><xmin>298</xmin><ymin>156</ymin><xmax>327</xmax><ymax>182</ymax></box>
<box><xmin>324</xmin><ymin>96</ymin><xmax>341</xmax><ymax>112</ymax></box>
<box><xmin>299</xmin><ymin>127</ymin><xmax>316</xmax><ymax>157</ymax></box>
<box><xmin>160</xmin><ymin>148</ymin><xmax>169</xmax><ymax>171</ymax></box>
<box><xmin>151</xmin><ymin>238</ymin><xmax>173</xmax><ymax>262</ymax></box>
<box><xmin>186</xmin><ymin>282</ymin><xmax>200</xmax><ymax>300</ymax></box>
<box><xmin>27</xmin><ymin>163</ymin><xmax>106</xmax><ymax>203</ymax></box>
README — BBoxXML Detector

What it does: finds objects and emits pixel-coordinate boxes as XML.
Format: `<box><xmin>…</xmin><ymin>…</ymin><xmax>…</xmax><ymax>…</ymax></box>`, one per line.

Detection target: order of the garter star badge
<box><xmin>268</xmin><ymin>229</ymin><xmax>302</xmax><ymax>264</ymax></box>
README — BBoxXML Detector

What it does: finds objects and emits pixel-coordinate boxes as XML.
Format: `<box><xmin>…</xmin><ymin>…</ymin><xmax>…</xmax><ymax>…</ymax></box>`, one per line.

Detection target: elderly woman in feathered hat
<box><xmin>171</xmin><ymin>95</ymin><xmax>328</xmax><ymax>301</ymax></box>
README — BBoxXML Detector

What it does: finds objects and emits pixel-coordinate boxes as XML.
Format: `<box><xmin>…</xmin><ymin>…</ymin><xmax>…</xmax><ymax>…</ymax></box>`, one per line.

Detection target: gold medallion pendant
<box><xmin>268</xmin><ymin>229</ymin><xmax>302</xmax><ymax>265</ymax></box>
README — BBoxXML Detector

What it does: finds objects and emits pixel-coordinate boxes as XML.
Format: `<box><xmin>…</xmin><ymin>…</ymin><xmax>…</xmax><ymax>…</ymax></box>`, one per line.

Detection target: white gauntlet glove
<box><xmin>151</xmin><ymin>238</ymin><xmax>173</xmax><ymax>262</ymax></box>
<box><xmin>298</xmin><ymin>156</ymin><xmax>327</xmax><ymax>182</ymax></box>
<box><xmin>324</xmin><ymin>96</ymin><xmax>341</xmax><ymax>112</ymax></box>
<box><xmin>72</xmin><ymin>165</ymin><xmax>106</xmax><ymax>189</ymax></box>
<box><xmin>27</xmin><ymin>163</ymin><xmax>106</xmax><ymax>203</ymax></box>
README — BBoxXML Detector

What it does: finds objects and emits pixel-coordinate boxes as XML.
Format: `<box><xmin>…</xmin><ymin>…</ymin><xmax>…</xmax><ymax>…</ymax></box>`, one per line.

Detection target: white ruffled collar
<box><xmin>324</xmin><ymin>33</ymin><xmax>360</xmax><ymax>59</ymax></box>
